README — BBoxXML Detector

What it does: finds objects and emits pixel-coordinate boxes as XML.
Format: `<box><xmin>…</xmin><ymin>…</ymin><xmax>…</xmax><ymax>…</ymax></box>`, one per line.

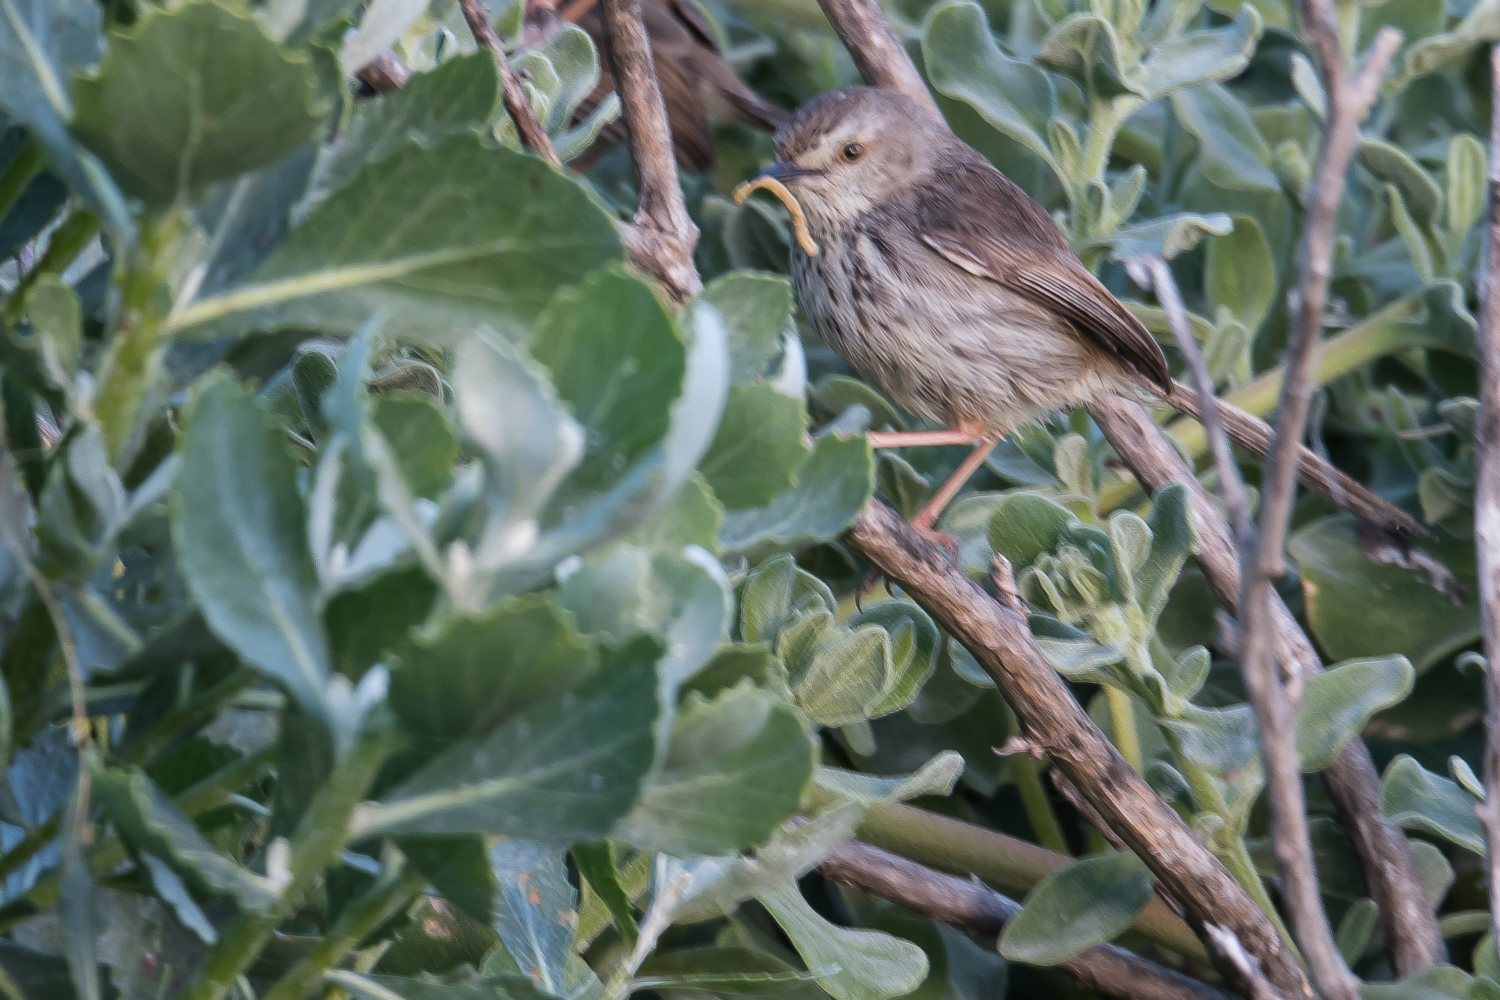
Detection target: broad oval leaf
<box><xmin>168</xmin><ymin>135</ymin><xmax>625</xmax><ymax>342</ymax></box>
<box><xmin>1296</xmin><ymin>655</ymin><xmax>1414</xmax><ymax>772</ymax></box>
<box><xmin>172</xmin><ymin>369</ymin><xmax>332</xmax><ymax>719</ymax></box>
<box><xmin>1000</xmin><ymin>851</ymin><xmax>1155</xmax><ymax>966</ymax></box>
<box><xmin>356</xmin><ymin>636</ymin><xmax>662</xmax><ymax>840</ymax></box>
<box><xmin>759</xmin><ymin>882</ymin><xmax>929</xmax><ymax>1000</ymax></box>
<box><xmin>1381</xmin><ymin>755</ymin><xmax>1485</xmax><ymax>856</ymax></box>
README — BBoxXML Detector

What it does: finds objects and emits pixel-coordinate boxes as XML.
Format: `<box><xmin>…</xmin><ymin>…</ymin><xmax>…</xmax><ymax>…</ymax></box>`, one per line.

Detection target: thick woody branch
<box><xmin>1476</xmin><ymin>42</ymin><xmax>1500</xmax><ymax>960</ymax></box>
<box><xmin>817</xmin><ymin>839</ymin><xmax>1235</xmax><ymax>1000</ymax></box>
<box><xmin>1090</xmin><ymin>396</ymin><xmax>1445</xmax><ymax>974</ymax></box>
<box><xmin>844</xmin><ymin>500</ymin><xmax>1313</xmax><ymax>1000</ymax></box>
<box><xmin>1235</xmin><ymin>11</ymin><xmax>1402</xmax><ymax>999</ymax></box>
<box><xmin>460</xmin><ymin>0</ymin><xmax>561</xmax><ymax>168</ymax></box>
<box><xmin>811</xmin><ymin>0</ymin><xmax>940</xmax><ymax>121</ymax></box>
<box><xmin>597</xmin><ymin>0</ymin><xmax>702</xmax><ymax>303</ymax></box>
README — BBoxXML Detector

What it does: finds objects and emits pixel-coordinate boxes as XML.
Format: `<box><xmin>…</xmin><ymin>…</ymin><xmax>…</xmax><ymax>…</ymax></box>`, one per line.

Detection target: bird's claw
<box><xmin>856</xmin><ymin>524</ymin><xmax>961</xmax><ymax>612</ymax></box>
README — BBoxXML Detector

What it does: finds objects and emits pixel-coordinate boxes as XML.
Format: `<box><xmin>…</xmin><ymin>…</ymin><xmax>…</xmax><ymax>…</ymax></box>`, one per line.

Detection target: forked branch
<box><xmin>459</xmin><ymin>0</ymin><xmax>562</xmax><ymax>168</ymax></box>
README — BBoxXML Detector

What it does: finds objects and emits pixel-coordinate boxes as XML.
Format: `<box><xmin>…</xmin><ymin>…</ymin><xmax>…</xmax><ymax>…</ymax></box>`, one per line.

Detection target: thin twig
<box><xmin>459</xmin><ymin>0</ymin><xmax>562</xmax><ymax>168</ymax></box>
<box><xmin>1090</xmin><ymin>396</ymin><xmax>1446</xmax><ymax>973</ymax></box>
<box><xmin>817</xmin><ymin>839</ymin><xmax>1237</xmax><ymax>1000</ymax></box>
<box><xmin>1235</xmin><ymin>10</ymin><xmax>1403</xmax><ymax>1000</ymax></box>
<box><xmin>1475</xmin><ymin>40</ymin><xmax>1500</xmax><ymax>964</ymax></box>
<box><xmin>811</xmin><ymin>0</ymin><xmax>940</xmax><ymax>122</ymax></box>
<box><xmin>845</xmin><ymin>500</ymin><xmax>1313</xmax><ymax>1000</ymax></box>
<box><xmin>1129</xmin><ymin>256</ymin><xmax>1253</xmax><ymax>539</ymax></box>
<box><xmin>596</xmin><ymin>0</ymin><xmax>701</xmax><ymax>303</ymax></box>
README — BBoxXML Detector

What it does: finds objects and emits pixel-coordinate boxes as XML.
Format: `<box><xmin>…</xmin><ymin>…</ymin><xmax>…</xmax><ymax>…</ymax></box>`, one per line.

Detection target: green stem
<box><xmin>1079</xmin><ymin>96</ymin><xmax>1144</xmax><ymax>190</ymax></box>
<box><xmin>1104</xmin><ymin>686</ymin><xmax>1145</xmax><ymax>774</ymax></box>
<box><xmin>93</xmin><ymin>212</ymin><xmax>181</xmax><ymax>467</ymax></box>
<box><xmin>1000</xmin><ymin>700</ymin><xmax>1070</xmax><ymax>854</ymax></box>
<box><xmin>181</xmin><ymin>729</ymin><xmax>394</xmax><ymax>1000</ymax></box>
<box><xmin>848</xmin><ymin>800</ymin><xmax>1209</xmax><ymax>962</ymax></box>
<box><xmin>1099</xmin><ymin>289</ymin><xmax>1459</xmax><ymax>512</ymax></box>
<box><xmin>260</xmin><ymin>866</ymin><xmax>426</xmax><ymax>1000</ymax></box>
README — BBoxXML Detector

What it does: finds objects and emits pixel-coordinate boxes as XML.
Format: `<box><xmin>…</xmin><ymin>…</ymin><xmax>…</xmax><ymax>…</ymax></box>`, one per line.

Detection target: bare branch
<box><xmin>1091</xmin><ymin>395</ymin><xmax>1445</xmax><ymax>973</ymax></box>
<box><xmin>1477</xmin><ymin>40</ymin><xmax>1500</xmax><ymax>963</ymax></box>
<box><xmin>1128</xmin><ymin>257</ymin><xmax>1253</xmax><ymax>539</ymax></box>
<box><xmin>1236</xmin><ymin>14</ymin><xmax>1402</xmax><ymax>1000</ymax></box>
<box><xmin>354</xmin><ymin>52</ymin><xmax>412</xmax><ymax>97</ymax></box>
<box><xmin>817</xmin><ymin>839</ymin><xmax>1237</xmax><ymax>1000</ymax></box>
<box><xmin>844</xmin><ymin>500</ymin><xmax>1314</xmax><ymax>1000</ymax></box>
<box><xmin>459</xmin><ymin>0</ymin><xmax>563</xmax><ymax>169</ymax></box>
<box><xmin>597</xmin><ymin>0</ymin><xmax>702</xmax><ymax>303</ymax></box>
<box><xmin>811</xmin><ymin>0</ymin><xmax>941</xmax><ymax>121</ymax></box>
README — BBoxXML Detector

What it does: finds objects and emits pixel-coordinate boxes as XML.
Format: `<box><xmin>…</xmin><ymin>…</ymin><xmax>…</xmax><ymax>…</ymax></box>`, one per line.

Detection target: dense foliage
<box><xmin>1</xmin><ymin>0</ymin><xmax>1499</xmax><ymax>997</ymax></box>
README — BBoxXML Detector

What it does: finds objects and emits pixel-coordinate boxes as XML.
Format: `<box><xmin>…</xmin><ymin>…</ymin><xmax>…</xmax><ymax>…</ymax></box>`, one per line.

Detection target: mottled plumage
<box><xmin>777</xmin><ymin>87</ymin><xmax>1164</xmax><ymax>438</ymax></box>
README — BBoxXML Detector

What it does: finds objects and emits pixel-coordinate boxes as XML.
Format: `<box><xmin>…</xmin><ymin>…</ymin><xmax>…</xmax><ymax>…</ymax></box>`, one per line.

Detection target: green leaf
<box><xmin>793</xmin><ymin>625</ymin><xmax>889</xmax><ymax>728</ymax></box>
<box><xmin>534</xmin><ymin>267</ymin><xmax>686</xmax><ymax>507</ymax></box>
<box><xmin>698</xmin><ymin>272</ymin><xmax>796</xmax><ymax>383</ymax></box>
<box><xmin>739</xmin><ymin>553</ymin><xmax>836</xmax><ymax>648</ymax></box>
<box><xmin>637</xmin><ymin>947</ymin><xmax>824</xmax><ymax>1000</ymax></box>
<box><xmin>1170</xmin><ymin>83</ymin><xmax>1281</xmax><ymax>193</ymax></box>
<box><xmin>1386</xmin><ymin>184</ymin><xmax>1438</xmax><ymax>283</ymax></box>
<box><xmin>0</xmin><ymin>0</ymin><xmax>131</xmax><ymax>241</ymax></box>
<box><xmin>1206</xmin><ymin>215</ymin><xmax>1275</xmax><ymax>333</ymax></box>
<box><xmin>849</xmin><ymin>602</ymin><xmax>941</xmax><ymax>716</ymax></box>
<box><xmin>28</xmin><ymin>274</ymin><xmax>82</xmax><ymax>385</ymax></box>
<box><xmin>325</xmin><ymin>565</ymin><xmax>437</xmax><ymax>678</ymax></box>
<box><xmin>355</xmin><ymin>637</ymin><xmax>661</xmax><ymax>839</ymax></box>
<box><xmin>571</xmin><ymin>841</ymin><xmax>638</xmax><ymax>948</ymax></box>
<box><xmin>624</xmin><ymin>473</ymin><xmax>723</xmax><ymax>554</ymax></box>
<box><xmin>759</xmin><ymin>882</ymin><xmax>928</xmax><ymax>1000</ymax></box>
<box><xmin>999</xmin><ymin>851</ymin><xmax>1155</xmax><ymax>965</ymax></box>
<box><xmin>720</xmin><ymin>432</ymin><xmax>874</xmax><ymax>554</ymax></box>
<box><xmin>987</xmin><ymin>492</ymin><xmax>1076</xmax><ymax>570</ymax></box>
<box><xmin>491</xmin><ymin>842</ymin><xmax>577</xmax><ymax>997</ymax></box>
<box><xmin>1381</xmin><ymin>755</ymin><xmax>1485</xmax><ymax>855</ymax></box>
<box><xmin>71</xmin><ymin>0</ymin><xmax>329</xmax><ymax>208</ymax></box>
<box><xmin>921</xmin><ymin>1</ymin><xmax>1059</xmax><ymax>180</ymax></box>
<box><xmin>328</xmin><ymin>971</ymin><xmax>546</xmax><ymax>1000</ymax></box>
<box><xmin>1447</xmin><ymin>133</ymin><xmax>1488</xmax><ymax>241</ymax></box>
<box><xmin>1296</xmin><ymin>656</ymin><xmax>1415</xmax><ymax>771</ymax></box>
<box><xmin>1089</xmin><ymin>211</ymin><xmax>1233</xmax><ymax>261</ymax></box>
<box><xmin>1289</xmin><ymin>515</ymin><xmax>1478</xmax><ymax>671</ymax></box>
<box><xmin>1128</xmin><ymin>5</ymin><xmax>1261</xmax><ymax>100</ymax></box>
<box><xmin>1361</xmin><ymin>139</ymin><xmax>1443</xmax><ymax>230</ymax></box>
<box><xmin>814</xmin><ymin>750</ymin><xmax>964</xmax><ymax>805</ymax></box>
<box><xmin>614</xmin><ymin>681</ymin><xmax>815</xmax><ymax>854</ymax></box>
<box><xmin>373</xmin><ymin>393</ymin><xmax>458</xmax><ymax>501</ymax></box>
<box><xmin>1037</xmin><ymin>14</ymin><xmax>1130</xmax><ymax>99</ymax></box>
<box><xmin>1338</xmin><ymin>897</ymin><xmax>1379</xmax><ymax>965</ymax></box>
<box><xmin>390</xmin><ymin>594</ymin><xmax>599</xmax><ymax>740</ymax></box>
<box><xmin>299</xmin><ymin>51</ymin><xmax>500</xmax><ymax>220</ymax></box>
<box><xmin>93</xmin><ymin>764</ymin><xmax>278</xmax><ymax>913</ymax></box>
<box><xmin>172</xmin><ymin>369</ymin><xmax>332</xmax><ymax>719</ymax></box>
<box><xmin>1361</xmin><ymin>966</ymin><xmax>1476</xmax><ymax>1000</ymax></box>
<box><xmin>701</xmin><ymin>384</ymin><xmax>810</xmax><ymax>510</ymax></box>
<box><xmin>1135</xmin><ymin>482</ymin><xmax>1197</xmax><ymax>622</ymax></box>
<box><xmin>400</xmin><ymin>836</ymin><xmax>495</xmax><ymax>925</ymax></box>
<box><xmin>168</xmin><ymin>135</ymin><xmax>624</xmax><ymax>341</ymax></box>
<box><xmin>557</xmin><ymin>545</ymin><xmax>730</xmax><ymax>688</ymax></box>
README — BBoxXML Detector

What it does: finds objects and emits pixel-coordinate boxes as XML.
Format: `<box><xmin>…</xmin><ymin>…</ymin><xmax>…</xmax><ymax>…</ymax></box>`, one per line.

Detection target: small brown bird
<box><xmin>534</xmin><ymin>0</ymin><xmax>787</xmax><ymax>171</ymax></box>
<box><xmin>757</xmin><ymin>86</ymin><xmax>1421</xmax><ymax>542</ymax></box>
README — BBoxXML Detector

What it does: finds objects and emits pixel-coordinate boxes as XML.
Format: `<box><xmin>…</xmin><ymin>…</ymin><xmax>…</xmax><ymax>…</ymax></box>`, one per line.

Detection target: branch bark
<box><xmin>354</xmin><ymin>52</ymin><xmax>412</xmax><ymax>97</ymax></box>
<box><xmin>817</xmin><ymin>838</ymin><xmax>1236</xmax><ymax>1000</ymax></box>
<box><xmin>845</xmin><ymin>500</ymin><xmax>1313</xmax><ymax>1000</ymax></box>
<box><xmin>811</xmin><ymin>0</ymin><xmax>940</xmax><ymax>121</ymax></box>
<box><xmin>1232</xmin><ymin>9</ymin><xmax>1402</xmax><ymax>997</ymax></box>
<box><xmin>1090</xmin><ymin>396</ymin><xmax>1445</xmax><ymax>974</ymax></box>
<box><xmin>1476</xmin><ymin>40</ymin><xmax>1500</xmax><ymax>963</ymax></box>
<box><xmin>459</xmin><ymin>0</ymin><xmax>562</xmax><ymax>169</ymax></box>
<box><xmin>597</xmin><ymin>0</ymin><xmax>702</xmax><ymax>303</ymax></box>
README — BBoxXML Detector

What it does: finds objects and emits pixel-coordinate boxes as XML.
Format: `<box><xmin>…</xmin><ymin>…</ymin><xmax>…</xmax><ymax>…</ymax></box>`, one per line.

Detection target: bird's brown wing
<box><xmin>916</xmin><ymin>161</ymin><xmax>1172</xmax><ymax>394</ymax></box>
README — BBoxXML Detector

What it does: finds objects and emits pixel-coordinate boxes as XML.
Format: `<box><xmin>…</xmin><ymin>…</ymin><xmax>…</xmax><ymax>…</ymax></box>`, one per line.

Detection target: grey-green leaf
<box><xmin>759</xmin><ymin>882</ymin><xmax>929</xmax><ymax>1000</ymax></box>
<box><xmin>1000</xmin><ymin>851</ymin><xmax>1155</xmax><ymax>966</ymax></box>
<box><xmin>698</xmin><ymin>271</ymin><xmax>796</xmax><ymax>383</ymax></box>
<box><xmin>356</xmin><ymin>637</ymin><xmax>661</xmax><ymax>839</ymax></box>
<box><xmin>1296</xmin><ymin>656</ymin><xmax>1415</xmax><ymax>772</ymax></box>
<box><xmin>1381</xmin><ymin>755</ymin><xmax>1485</xmax><ymax>856</ymax></box>
<box><xmin>172</xmin><ymin>369</ymin><xmax>331</xmax><ymax>719</ymax></box>
<box><xmin>719</xmin><ymin>432</ymin><xmax>874</xmax><ymax>554</ymax></box>
<box><xmin>71</xmin><ymin>1</ymin><xmax>330</xmax><ymax>208</ymax></box>
<box><xmin>700</xmin><ymin>384</ymin><xmax>810</xmax><ymax>510</ymax></box>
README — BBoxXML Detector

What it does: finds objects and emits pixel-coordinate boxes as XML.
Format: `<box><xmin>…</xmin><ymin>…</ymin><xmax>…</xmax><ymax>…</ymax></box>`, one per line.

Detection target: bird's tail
<box><xmin>1163</xmin><ymin>378</ymin><xmax>1426</xmax><ymax>537</ymax></box>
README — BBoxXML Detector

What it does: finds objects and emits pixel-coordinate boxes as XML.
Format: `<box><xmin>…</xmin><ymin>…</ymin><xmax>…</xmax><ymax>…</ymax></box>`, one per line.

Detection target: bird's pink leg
<box><xmin>911</xmin><ymin>433</ymin><xmax>1004</xmax><ymax>533</ymax></box>
<box><xmin>866</xmin><ymin>429</ymin><xmax>981</xmax><ymax>449</ymax></box>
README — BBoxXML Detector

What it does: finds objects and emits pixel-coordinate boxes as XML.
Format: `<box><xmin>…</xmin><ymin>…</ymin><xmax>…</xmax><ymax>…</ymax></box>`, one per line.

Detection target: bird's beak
<box><xmin>754</xmin><ymin>161</ymin><xmax>824</xmax><ymax>183</ymax></box>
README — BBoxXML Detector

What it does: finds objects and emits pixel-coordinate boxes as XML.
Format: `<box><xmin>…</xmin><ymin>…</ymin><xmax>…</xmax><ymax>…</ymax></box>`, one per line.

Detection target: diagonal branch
<box><xmin>1476</xmin><ymin>40</ymin><xmax>1500</xmax><ymax>966</ymax></box>
<box><xmin>812</xmin><ymin>0</ymin><xmax>940</xmax><ymax>121</ymax></box>
<box><xmin>817</xmin><ymin>838</ymin><xmax>1236</xmax><ymax>1000</ymax></box>
<box><xmin>845</xmin><ymin>500</ymin><xmax>1313</xmax><ymax>1000</ymax></box>
<box><xmin>596</xmin><ymin>0</ymin><xmax>702</xmax><ymax>303</ymax></box>
<box><xmin>459</xmin><ymin>0</ymin><xmax>562</xmax><ymax>169</ymax></box>
<box><xmin>1233</xmin><ymin>9</ymin><xmax>1402</xmax><ymax>997</ymax></box>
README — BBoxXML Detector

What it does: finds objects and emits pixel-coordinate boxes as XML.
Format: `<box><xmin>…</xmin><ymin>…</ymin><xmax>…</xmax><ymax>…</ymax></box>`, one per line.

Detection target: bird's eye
<box><xmin>841</xmin><ymin>142</ymin><xmax>865</xmax><ymax>162</ymax></box>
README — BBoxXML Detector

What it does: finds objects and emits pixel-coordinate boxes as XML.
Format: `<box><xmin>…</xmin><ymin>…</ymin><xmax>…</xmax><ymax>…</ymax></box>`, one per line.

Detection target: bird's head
<box><xmin>756</xmin><ymin>87</ymin><xmax>946</xmax><ymax>227</ymax></box>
